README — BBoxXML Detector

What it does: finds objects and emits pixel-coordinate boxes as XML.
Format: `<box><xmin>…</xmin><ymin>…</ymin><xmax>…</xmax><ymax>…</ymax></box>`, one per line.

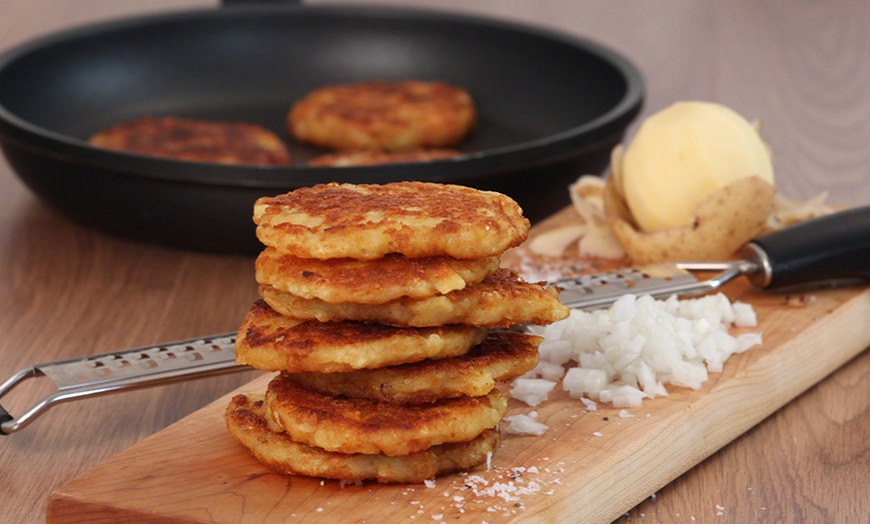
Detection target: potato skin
<box><xmin>605</xmin><ymin>175</ymin><xmax>776</xmax><ymax>264</ymax></box>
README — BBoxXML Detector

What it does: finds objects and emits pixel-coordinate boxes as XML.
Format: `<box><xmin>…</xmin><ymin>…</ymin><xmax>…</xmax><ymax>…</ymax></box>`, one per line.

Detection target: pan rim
<box><xmin>0</xmin><ymin>4</ymin><xmax>644</xmax><ymax>188</ymax></box>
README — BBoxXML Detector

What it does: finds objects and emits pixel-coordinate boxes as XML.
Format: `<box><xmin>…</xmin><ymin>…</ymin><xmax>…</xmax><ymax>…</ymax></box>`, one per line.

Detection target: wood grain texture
<box><xmin>1</xmin><ymin>1</ymin><xmax>868</xmax><ymax>523</ymax></box>
<box><xmin>42</xmin><ymin>207</ymin><xmax>870</xmax><ymax>524</ymax></box>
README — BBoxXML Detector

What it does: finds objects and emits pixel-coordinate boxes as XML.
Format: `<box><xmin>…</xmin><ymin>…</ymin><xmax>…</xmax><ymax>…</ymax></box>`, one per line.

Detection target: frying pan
<box><xmin>0</xmin><ymin>3</ymin><xmax>643</xmax><ymax>254</ymax></box>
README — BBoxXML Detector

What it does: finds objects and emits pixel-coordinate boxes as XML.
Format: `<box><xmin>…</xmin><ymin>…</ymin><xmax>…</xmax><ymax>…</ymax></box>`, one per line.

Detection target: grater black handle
<box><xmin>745</xmin><ymin>205</ymin><xmax>870</xmax><ymax>290</ymax></box>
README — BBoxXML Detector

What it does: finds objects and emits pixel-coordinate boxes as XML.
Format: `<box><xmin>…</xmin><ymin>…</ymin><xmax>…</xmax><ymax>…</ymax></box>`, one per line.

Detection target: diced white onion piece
<box><xmin>514</xmin><ymin>292</ymin><xmax>762</xmax><ymax>408</ymax></box>
<box><xmin>509</xmin><ymin>378</ymin><xmax>557</xmax><ymax>407</ymax></box>
<box><xmin>563</xmin><ymin>368</ymin><xmax>608</xmax><ymax>399</ymax></box>
<box><xmin>504</xmin><ymin>413</ymin><xmax>549</xmax><ymax>436</ymax></box>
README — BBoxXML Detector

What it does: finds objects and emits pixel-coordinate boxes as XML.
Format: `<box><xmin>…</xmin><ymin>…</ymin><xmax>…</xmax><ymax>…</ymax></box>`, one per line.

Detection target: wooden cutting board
<box><xmin>46</xmin><ymin>208</ymin><xmax>870</xmax><ymax>524</ymax></box>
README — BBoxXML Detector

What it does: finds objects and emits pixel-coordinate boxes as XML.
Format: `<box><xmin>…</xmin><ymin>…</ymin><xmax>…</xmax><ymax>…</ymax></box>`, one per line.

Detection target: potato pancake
<box><xmin>260</xmin><ymin>268</ymin><xmax>570</xmax><ymax>328</ymax></box>
<box><xmin>235</xmin><ymin>300</ymin><xmax>487</xmax><ymax>373</ymax></box>
<box><xmin>288</xmin><ymin>81</ymin><xmax>475</xmax><ymax>151</ymax></box>
<box><xmin>282</xmin><ymin>330</ymin><xmax>541</xmax><ymax>404</ymax></box>
<box><xmin>308</xmin><ymin>148</ymin><xmax>460</xmax><ymax>167</ymax></box>
<box><xmin>263</xmin><ymin>381</ymin><xmax>507</xmax><ymax>456</ymax></box>
<box><xmin>253</xmin><ymin>182</ymin><xmax>529</xmax><ymax>260</ymax></box>
<box><xmin>89</xmin><ymin>116</ymin><xmax>291</xmax><ymax>166</ymax></box>
<box><xmin>256</xmin><ymin>248</ymin><xmax>500</xmax><ymax>304</ymax></box>
<box><xmin>225</xmin><ymin>394</ymin><xmax>500</xmax><ymax>483</ymax></box>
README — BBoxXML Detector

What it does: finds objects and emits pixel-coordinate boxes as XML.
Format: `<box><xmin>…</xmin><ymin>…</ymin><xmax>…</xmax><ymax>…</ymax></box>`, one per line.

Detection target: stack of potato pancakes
<box><xmin>225</xmin><ymin>181</ymin><xmax>569</xmax><ymax>484</ymax></box>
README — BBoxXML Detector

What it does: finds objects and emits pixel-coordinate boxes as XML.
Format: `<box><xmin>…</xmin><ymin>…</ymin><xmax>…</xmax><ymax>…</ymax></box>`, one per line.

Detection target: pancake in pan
<box><xmin>256</xmin><ymin>248</ymin><xmax>500</xmax><ymax>304</ymax></box>
<box><xmin>253</xmin><ymin>182</ymin><xmax>529</xmax><ymax>260</ymax></box>
<box><xmin>282</xmin><ymin>330</ymin><xmax>541</xmax><ymax>404</ymax></box>
<box><xmin>225</xmin><ymin>394</ymin><xmax>500</xmax><ymax>484</ymax></box>
<box><xmin>308</xmin><ymin>148</ymin><xmax>461</xmax><ymax>167</ymax></box>
<box><xmin>288</xmin><ymin>81</ymin><xmax>475</xmax><ymax>151</ymax></box>
<box><xmin>235</xmin><ymin>300</ymin><xmax>488</xmax><ymax>373</ymax></box>
<box><xmin>263</xmin><ymin>381</ymin><xmax>507</xmax><ymax>456</ymax></box>
<box><xmin>89</xmin><ymin>116</ymin><xmax>291</xmax><ymax>166</ymax></box>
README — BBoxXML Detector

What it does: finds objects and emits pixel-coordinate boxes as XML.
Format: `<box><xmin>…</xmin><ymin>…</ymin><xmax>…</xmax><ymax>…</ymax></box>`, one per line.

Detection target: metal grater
<box><xmin>0</xmin><ymin>260</ymin><xmax>755</xmax><ymax>435</ymax></box>
<box><xmin>1</xmin><ymin>206</ymin><xmax>865</xmax><ymax>434</ymax></box>
<box><xmin>555</xmin><ymin>260</ymin><xmax>756</xmax><ymax>310</ymax></box>
<box><xmin>0</xmin><ymin>333</ymin><xmax>244</xmax><ymax>434</ymax></box>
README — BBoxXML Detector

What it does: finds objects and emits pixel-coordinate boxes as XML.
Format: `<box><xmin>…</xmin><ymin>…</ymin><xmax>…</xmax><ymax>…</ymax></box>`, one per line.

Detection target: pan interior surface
<box><xmin>0</xmin><ymin>5</ymin><xmax>643</xmax><ymax>251</ymax></box>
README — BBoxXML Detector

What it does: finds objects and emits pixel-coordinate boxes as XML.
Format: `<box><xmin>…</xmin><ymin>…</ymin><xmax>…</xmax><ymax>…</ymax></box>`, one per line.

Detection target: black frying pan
<box><xmin>0</xmin><ymin>4</ymin><xmax>643</xmax><ymax>254</ymax></box>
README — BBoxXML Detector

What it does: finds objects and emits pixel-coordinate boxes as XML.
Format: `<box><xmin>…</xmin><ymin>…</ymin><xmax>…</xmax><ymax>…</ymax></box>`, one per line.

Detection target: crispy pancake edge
<box><xmin>225</xmin><ymin>394</ymin><xmax>500</xmax><ymax>484</ymax></box>
<box><xmin>262</xmin><ymin>383</ymin><xmax>508</xmax><ymax>456</ymax></box>
<box><xmin>253</xmin><ymin>182</ymin><xmax>529</xmax><ymax>260</ymax></box>
<box><xmin>282</xmin><ymin>330</ymin><xmax>542</xmax><ymax>403</ymax></box>
<box><xmin>255</xmin><ymin>249</ymin><xmax>500</xmax><ymax>304</ymax></box>
<box><xmin>288</xmin><ymin>81</ymin><xmax>476</xmax><ymax>151</ymax></box>
<box><xmin>259</xmin><ymin>269</ymin><xmax>570</xmax><ymax>327</ymax></box>
<box><xmin>235</xmin><ymin>300</ymin><xmax>488</xmax><ymax>372</ymax></box>
<box><xmin>89</xmin><ymin>116</ymin><xmax>291</xmax><ymax>166</ymax></box>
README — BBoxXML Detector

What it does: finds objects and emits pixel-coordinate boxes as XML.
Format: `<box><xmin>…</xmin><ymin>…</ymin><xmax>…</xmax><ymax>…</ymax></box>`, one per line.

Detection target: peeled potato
<box><xmin>604</xmin><ymin>175</ymin><xmax>776</xmax><ymax>264</ymax></box>
<box><xmin>618</xmin><ymin>102</ymin><xmax>775</xmax><ymax>233</ymax></box>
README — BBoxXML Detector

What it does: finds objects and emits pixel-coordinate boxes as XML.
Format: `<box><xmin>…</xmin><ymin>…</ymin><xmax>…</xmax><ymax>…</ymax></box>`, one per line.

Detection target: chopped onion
<box><xmin>509</xmin><ymin>378</ymin><xmax>557</xmax><ymax>407</ymax></box>
<box><xmin>504</xmin><ymin>412</ymin><xmax>549</xmax><ymax>436</ymax></box>
<box><xmin>579</xmin><ymin>397</ymin><xmax>598</xmax><ymax>411</ymax></box>
<box><xmin>563</xmin><ymin>368</ymin><xmax>607</xmax><ymax>398</ymax></box>
<box><xmin>517</xmin><ymin>293</ymin><xmax>762</xmax><ymax>407</ymax></box>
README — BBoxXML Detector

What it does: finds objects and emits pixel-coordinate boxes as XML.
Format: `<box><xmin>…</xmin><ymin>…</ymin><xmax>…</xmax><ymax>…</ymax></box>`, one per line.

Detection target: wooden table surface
<box><xmin>1</xmin><ymin>1</ymin><xmax>867</xmax><ymax>522</ymax></box>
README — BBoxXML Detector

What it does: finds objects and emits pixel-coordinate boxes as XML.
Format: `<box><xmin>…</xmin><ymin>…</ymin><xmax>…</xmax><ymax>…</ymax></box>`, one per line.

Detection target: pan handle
<box><xmin>743</xmin><ymin>205</ymin><xmax>870</xmax><ymax>289</ymax></box>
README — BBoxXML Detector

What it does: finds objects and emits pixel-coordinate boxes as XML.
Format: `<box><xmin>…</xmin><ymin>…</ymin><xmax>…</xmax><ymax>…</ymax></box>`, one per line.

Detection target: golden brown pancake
<box><xmin>255</xmin><ymin>248</ymin><xmax>500</xmax><ymax>304</ymax></box>
<box><xmin>308</xmin><ymin>148</ymin><xmax>461</xmax><ymax>167</ymax></box>
<box><xmin>282</xmin><ymin>330</ymin><xmax>541</xmax><ymax>404</ymax></box>
<box><xmin>88</xmin><ymin>116</ymin><xmax>291</xmax><ymax>166</ymax></box>
<box><xmin>225</xmin><ymin>394</ymin><xmax>500</xmax><ymax>483</ymax></box>
<box><xmin>253</xmin><ymin>182</ymin><xmax>529</xmax><ymax>260</ymax></box>
<box><xmin>288</xmin><ymin>81</ymin><xmax>475</xmax><ymax>151</ymax></box>
<box><xmin>260</xmin><ymin>268</ymin><xmax>570</xmax><ymax>328</ymax></box>
<box><xmin>263</xmin><ymin>380</ymin><xmax>507</xmax><ymax>456</ymax></box>
<box><xmin>235</xmin><ymin>300</ymin><xmax>488</xmax><ymax>373</ymax></box>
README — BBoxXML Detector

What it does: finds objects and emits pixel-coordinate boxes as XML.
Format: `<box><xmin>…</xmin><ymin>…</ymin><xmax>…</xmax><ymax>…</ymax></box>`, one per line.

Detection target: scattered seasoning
<box><xmin>394</xmin><ymin>459</ymin><xmax>569</xmax><ymax>520</ymax></box>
